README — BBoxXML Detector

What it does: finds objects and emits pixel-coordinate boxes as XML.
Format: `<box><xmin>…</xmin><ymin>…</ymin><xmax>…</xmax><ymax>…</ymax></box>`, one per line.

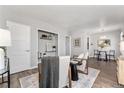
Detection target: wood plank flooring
<box><xmin>0</xmin><ymin>58</ymin><xmax>124</xmax><ymax>88</ymax></box>
<box><xmin>0</xmin><ymin>68</ymin><xmax>38</xmax><ymax>88</ymax></box>
<box><xmin>88</xmin><ymin>58</ymin><xmax>123</xmax><ymax>88</ymax></box>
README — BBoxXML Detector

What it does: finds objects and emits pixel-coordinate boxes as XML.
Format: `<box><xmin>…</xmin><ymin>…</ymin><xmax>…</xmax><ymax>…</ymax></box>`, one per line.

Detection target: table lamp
<box><xmin>0</xmin><ymin>28</ymin><xmax>11</xmax><ymax>70</ymax></box>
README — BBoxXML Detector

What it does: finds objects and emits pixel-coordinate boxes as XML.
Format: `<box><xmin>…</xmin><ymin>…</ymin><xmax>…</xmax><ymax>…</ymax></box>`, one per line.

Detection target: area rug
<box><xmin>93</xmin><ymin>76</ymin><xmax>121</xmax><ymax>88</ymax></box>
<box><xmin>19</xmin><ymin>73</ymin><xmax>39</xmax><ymax>88</ymax></box>
<box><xmin>19</xmin><ymin>67</ymin><xmax>100</xmax><ymax>88</ymax></box>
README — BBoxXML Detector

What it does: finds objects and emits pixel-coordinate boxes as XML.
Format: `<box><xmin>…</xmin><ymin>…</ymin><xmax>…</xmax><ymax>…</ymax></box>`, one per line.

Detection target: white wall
<box><xmin>71</xmin><ymin>32</ymin><xmax>84</xmax><ymax>56</ymax></box>
<box><xmin>70</xmin><ymin>30</ymin><xmax>89</xmax><ymax>57</ymax></box>
<box><xmin>0</xmin><ymin>6</ymin><xmax>6</xmax><ymax>29</ymax></box>
<box><xmin>0</xmin><ymin>7</ymin><xmax>69</xmax><ymax>68</ymax></box>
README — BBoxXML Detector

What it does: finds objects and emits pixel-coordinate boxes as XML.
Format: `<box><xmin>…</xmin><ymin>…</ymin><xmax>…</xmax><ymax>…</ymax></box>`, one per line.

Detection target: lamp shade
<box><xmin>0</xmin><ymin>28</ymin><xmax>11</xmax><ymax>47</ymax></box>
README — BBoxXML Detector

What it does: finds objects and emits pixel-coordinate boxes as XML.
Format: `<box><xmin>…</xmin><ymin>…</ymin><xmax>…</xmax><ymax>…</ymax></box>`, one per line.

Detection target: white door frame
<box><xmin>65</xmin><ymin>36</ymin><xmax>71</xmax><ymax>56</ymax></box>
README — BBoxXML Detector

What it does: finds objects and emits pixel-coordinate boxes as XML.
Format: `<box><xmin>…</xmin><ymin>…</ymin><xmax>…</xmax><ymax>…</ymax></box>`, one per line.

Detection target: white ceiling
<box><xmin>3</xmin><ymin>5</ymin><xmax>124</xmax><ymax>31</ymax></box>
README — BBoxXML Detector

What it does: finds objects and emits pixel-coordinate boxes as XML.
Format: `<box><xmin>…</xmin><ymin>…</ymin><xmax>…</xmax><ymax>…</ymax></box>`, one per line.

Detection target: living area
<box><xmin>0</xmin><ymin>5</ymin><xmax>124</xmax><ymax>88</ymax></box>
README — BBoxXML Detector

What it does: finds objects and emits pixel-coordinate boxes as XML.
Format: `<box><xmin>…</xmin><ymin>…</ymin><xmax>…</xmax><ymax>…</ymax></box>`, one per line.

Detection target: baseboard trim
<box><xmin>0</xmin><ymin>66</ymin><xmax>38</xmax><ymax>79</ymax></box>
<box><xmin>29</xmin><ymin>66</ymin><xmax>38</xmax><ymax>69</ymax></box>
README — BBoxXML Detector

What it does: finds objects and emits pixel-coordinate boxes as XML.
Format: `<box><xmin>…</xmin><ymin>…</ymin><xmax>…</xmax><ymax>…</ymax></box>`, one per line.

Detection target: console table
<box><xmin>70</xmin><ymin>62</ymin><xmax>78</xmax><ymax>81</ymax></box>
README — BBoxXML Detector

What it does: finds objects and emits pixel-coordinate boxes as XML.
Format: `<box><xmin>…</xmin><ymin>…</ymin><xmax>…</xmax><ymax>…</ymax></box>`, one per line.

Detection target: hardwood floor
<box><xmin>0</xmin><ymin>58</ymin><xmax>123</xmax><ymax>88</ymax></box>
<box><xmin>89</xmin><ymin>58</ymin><xmax>123</xmax><ymax>88</ymax></box>
<box><xmin>0</xmin><ymin>68</ymin><xmax>38</xmax><ymax>88</ymax></box>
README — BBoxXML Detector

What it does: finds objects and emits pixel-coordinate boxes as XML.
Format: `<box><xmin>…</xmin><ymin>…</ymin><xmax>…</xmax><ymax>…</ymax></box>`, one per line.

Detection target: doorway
<box><xmin>38</xmin><ymin>30</ymin><xmax>58</xmax><ymax>58</ymax></box>
<box><xmin>65</xmin><ymin>36</ymin><xmax>71</xmax><ymax>56</ymax></box>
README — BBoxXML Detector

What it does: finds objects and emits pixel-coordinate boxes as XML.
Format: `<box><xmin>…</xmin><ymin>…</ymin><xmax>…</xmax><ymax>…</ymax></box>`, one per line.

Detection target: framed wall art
<box><xmin>74</xmin><ymin>38</ymin><xmax>81</xmax><ymax>47</ymax></box>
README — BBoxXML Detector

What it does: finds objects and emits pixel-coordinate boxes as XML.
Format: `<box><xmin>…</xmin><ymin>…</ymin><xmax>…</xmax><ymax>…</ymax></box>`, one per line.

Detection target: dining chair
<box><xmin>107</xmin><ymin>50</ymin><xmax>115</xmax><ymax>61</ymax></box>
<box><xmin>94</xmin><ymin>49</ymin><xmax>99</xmax><ymax>58</ymax></box>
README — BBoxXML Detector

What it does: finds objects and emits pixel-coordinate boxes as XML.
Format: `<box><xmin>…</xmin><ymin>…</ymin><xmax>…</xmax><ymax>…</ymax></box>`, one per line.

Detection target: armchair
<box><xmin>71</xmin><ymin>53</ymin><xmax>84</xmax><ymax>65</ymax></box>
<box><xmin>77</xmin><ymin>52</ymin><xmax>89</xmax><ymax>75</ymax></box>
<box><xmin>71</xmin><ymin>52</ymin><xmax>89</xmax><ymax>75</ymax></box>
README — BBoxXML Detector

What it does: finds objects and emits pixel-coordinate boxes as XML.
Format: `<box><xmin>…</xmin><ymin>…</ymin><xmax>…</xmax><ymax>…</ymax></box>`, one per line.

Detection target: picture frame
<box><xmin>97</xmin><ymin>39</ymin><xmax>111</xmax><ymax>48</ymax></box>
<box><xmin>74</xmin><ymin>38</ymin><xmax>81</xmax><ymax>47</ymax></box>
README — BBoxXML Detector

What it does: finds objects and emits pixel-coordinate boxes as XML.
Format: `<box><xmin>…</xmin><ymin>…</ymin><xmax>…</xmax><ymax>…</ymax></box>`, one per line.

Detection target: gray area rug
<box><xmin>19</xmin><ymin>67</ymin><xmax>100</xmax><ymax>88</ymax></box>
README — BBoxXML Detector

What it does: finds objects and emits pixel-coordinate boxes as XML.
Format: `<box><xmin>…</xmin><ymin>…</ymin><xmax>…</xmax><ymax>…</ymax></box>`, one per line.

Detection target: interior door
<box><xmin>7</xmin><ymin>21</ymin><xmax>31</xmax><ymax>74</ymax></box>
<box><xmin>65</xmin><ymin>36</ymin><xmax>71</xmax><ymax>56</ymax></box>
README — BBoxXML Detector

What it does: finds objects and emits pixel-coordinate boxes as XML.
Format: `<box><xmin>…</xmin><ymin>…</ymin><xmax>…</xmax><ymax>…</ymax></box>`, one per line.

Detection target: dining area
<box><xmin>94</xmin><ymin>49</ymin><xmax>116</xmax><ymax>62</ymax></box>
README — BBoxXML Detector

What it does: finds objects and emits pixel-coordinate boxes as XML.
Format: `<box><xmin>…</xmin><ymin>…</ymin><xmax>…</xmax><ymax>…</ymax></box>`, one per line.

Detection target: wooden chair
<box><xmin>77</xmin><ymin>52</ymin><xmax>89</xmax><ymax>75</ymax></box>
<box><xmin>71</xmin><ymin>53</ymin><xmax>84</xmax><ymax>65</ymax></box>
<box><xmin>70</xmin><ymin>52</ymin><xmax>89</xmax><ymax>75</ymax></box>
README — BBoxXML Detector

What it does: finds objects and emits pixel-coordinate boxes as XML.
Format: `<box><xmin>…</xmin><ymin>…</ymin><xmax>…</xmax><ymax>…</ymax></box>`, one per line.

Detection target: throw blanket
<box><xmin>39</xmin><ymin>56</ymin><xmax>59</xmax><ymax>88</ymax></box>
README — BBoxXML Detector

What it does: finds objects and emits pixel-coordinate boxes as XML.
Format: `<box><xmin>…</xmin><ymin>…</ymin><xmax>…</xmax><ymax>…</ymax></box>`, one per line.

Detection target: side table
<box><xmin>70</xmin><ymin>62</ymin><xmax>79</xmax><ymax>81</ymax></box>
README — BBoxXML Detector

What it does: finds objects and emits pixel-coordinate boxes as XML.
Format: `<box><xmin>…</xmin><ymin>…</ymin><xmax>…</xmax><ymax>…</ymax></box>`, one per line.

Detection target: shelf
<box><xmin>45</xmin><ymin>51</ymin><xmax>56</xmax><ymax>52</ymax></box>
<box><xmin>40</xmin><ymin>37</ymin><xmax>52</xmax><ymax>40</ymax></box>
